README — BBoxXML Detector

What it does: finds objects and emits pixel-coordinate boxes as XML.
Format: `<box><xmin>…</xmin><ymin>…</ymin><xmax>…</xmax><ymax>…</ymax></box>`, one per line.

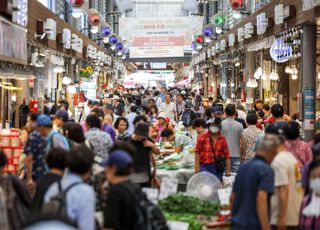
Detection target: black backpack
<box><xmin>41</xmin><ymin>181</ymin><xmax>83</xmax><ymax>224</ymax></box>
<box><xmin>123</xmin><ymin>183</ymin><xmax>169</xmax><ymax>230</ymax></box>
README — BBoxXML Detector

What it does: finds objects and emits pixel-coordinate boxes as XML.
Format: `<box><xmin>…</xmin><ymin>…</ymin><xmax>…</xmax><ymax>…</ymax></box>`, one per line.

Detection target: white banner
<box><xmin>119</xmin><ymin>17</ymin><xmax>204</xmax><ymax>58</ymax></box>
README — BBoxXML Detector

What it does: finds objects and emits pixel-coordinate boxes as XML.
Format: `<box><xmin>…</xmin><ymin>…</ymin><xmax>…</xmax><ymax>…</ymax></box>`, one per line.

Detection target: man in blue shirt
<box><xmin>44</xmin><ymin>146</ymin><xmax>95</xmax><ymax>230</ymax></box>
<box><xmin>231</xmin><ymin>133</ymin><xmax>280</xmax><ymax>230</ymax></box>
<box><xmin>37</xmin><ymin>114</ymin><xmax>70</xmax><ymax>152</ymax></box>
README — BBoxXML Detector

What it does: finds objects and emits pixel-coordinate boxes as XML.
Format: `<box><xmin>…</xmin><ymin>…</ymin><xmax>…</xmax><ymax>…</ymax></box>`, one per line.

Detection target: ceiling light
<box><xmin>62</xmin><ymin>76</ymin><xmax>71</xmax><ymax>85</ymax></box>
<box><xmin>285</xmin><ymin>65</ymin><xmax>292</xmax><ymax>73</ymax></box>
<box><xmin>269</xmin><ymin>72</ymin><xmax>279</xmax><ymax>81</ymax></box>
<box><xmin>235</xmin><ymin>62</ymin><xmax>240</xmax><ymax>67</ymax></box>
<box><xmin>90</xmin><ymin>26</ymin><xmax>99</xmax><ymax>34</ymax></box>
<box><xmin>291</xmin><ymin>74</ymin><xmax>298</xmax><ymax>80</ymax></box>
<box><xmin>72</xmin><ymin>9</ymin><xmax>82</xmax><ymax>18</ymax></box>
<box><xmin>246</xmin><ymin>79</ymin><xmax>258</xmax><ymax>88</ymax></box>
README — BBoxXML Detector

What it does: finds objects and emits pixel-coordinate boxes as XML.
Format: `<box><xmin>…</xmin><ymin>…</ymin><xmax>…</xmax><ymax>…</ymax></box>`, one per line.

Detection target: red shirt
<box><xmin>195</xmin><ymin>131</ymin><xmax>230</xmax><ymax>165</ymax></box>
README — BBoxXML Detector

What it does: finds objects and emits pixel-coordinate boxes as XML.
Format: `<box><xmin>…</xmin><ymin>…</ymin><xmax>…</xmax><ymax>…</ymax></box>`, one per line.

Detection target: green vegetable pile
<box><xmin>164</xmin><ymin>212</ymin><xmax>203</xmax><ymax>230</ymax></box>
<box><xmin>159</xmin><ymin>194</ymin><xmax>221</xmax><ymax>230</ymax></box>
<box><xmin>159</xmin><ymin>193</ymin><xmax>220</xmax><ymax>216</ymax></box>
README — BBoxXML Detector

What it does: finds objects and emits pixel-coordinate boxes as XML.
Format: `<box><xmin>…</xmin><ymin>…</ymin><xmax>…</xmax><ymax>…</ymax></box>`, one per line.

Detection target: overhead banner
<box><xmin>119</xmin><ymin>17</ymin><xmax>204</xmax><ymax>58</ymax></box>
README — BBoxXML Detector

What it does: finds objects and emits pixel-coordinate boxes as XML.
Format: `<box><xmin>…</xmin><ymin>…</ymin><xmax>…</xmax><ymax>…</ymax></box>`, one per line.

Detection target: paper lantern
<box><xmin>71</xmin><ymin>0</ymin><xmax>85</xmax><ymax>8</ymax></box>
<box><xmin>196</xmin><ymin>35</ymin><xmax>204</xmax><ymax>44</ymax></box>
<box><xmin>202</xmin><ymin>27</ymin><xmax>213</xmax><ymax>37</ymax></box>
<box><xmin>102</xmin><ymin>27</ymin><xmax>112</xmax><ymax>37</ymax></box>
<box><xmin>116</xmin><ymin>43</ymin><xmax>124</xmax><ymax>51</ymax></box>
<box><xmin>88</xmin><ymin>8</ymin><xmax>101</xmax><ymax>26</ymax></box>
<box><xmin>229</xmin><ymin>0</ymin><xmax>243</xmax><ymax>10</ymax></box>
<box><xmin>109</xmin><ymin>35</ymin><xmax>119</xmax><ymax>44</ymax></box>
<box><xmin>212</xmin><ymin>15</ymin><xmax>225</xmax><ymax>27</ymax></box>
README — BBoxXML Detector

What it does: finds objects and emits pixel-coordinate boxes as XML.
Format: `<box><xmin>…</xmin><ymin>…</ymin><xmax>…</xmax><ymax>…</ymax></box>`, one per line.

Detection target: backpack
<box><xmin>41</xmin><ymin>181</ymin><xmax>83</xmax><ymax>224</ymax></box>
<box><xmin>123</xmin><ymin>183</ymin><xmax>169</xmax><ymax>230</ymax></box>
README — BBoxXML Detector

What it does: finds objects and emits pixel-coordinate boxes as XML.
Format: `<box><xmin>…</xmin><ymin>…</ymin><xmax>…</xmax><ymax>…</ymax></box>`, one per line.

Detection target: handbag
<box><xmin>209</xmin><ymin>137</ymin><xmax>226</xmax><ymax>173</ymax></box>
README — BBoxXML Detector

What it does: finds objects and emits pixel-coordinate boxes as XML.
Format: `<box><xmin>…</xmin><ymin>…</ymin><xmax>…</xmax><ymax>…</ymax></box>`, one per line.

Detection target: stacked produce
<box><xmin>159</xmin><ymin>193</ymin><xmax>220</xmax><ymax>230</ymax></box>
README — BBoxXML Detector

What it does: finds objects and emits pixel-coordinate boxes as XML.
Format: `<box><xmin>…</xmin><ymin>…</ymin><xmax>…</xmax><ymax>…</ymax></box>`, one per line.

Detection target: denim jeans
<box><xmin>231</xmin><ymin>157</ymin><xmax>241</xmax><ymax>173</ymax></box>
<box><xmin>200</xmin><ymin>163</ymin><xmax>223</xmax><ymax>181</ymax></box>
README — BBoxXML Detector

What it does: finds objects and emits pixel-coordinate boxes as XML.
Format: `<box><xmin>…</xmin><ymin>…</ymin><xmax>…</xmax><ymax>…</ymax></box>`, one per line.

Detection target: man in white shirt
<box><xmin>126</xmin><ymin>105</ymin><xmax>137</xmax><ymax>135</ymax></box>
<box><xmin>159</xmin><ymin>94</ymin><xmax>177</xmax><ymax>122</ymax></box>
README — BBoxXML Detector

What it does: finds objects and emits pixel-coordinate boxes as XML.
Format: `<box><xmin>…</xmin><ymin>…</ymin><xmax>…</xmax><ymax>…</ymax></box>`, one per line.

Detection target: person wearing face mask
<box><xmin>195</xmin><ymin>118</ymin><xmax>231</xmax><ymax>181</ymax></box>
<box><xmin>300</xmin><ymin>159</ymin><xmax>320</xmax><ymax>229</ymax></box>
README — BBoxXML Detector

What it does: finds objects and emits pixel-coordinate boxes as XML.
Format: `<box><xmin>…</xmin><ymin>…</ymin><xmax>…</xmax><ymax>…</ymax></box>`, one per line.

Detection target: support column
<box><xmin>302</xmin><ymin>23</ymin><xmax>317</xmax><ymax>141</ymax></box>
<box><xmin>246</xmin><ymin>51</ymin><xmax>255</xmax><ymax>106</ymax></box>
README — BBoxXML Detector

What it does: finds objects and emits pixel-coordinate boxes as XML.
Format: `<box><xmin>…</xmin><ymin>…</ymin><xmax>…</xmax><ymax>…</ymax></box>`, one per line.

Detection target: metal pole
<box><xmin>302</xmin><ymin>23</ymin><xmax>317</xmax><ymax>141</ymax></box>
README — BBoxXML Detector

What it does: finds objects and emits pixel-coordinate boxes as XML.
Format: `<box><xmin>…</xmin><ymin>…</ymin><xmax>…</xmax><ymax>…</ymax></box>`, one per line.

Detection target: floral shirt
<box><xmin>85</xmin><ymin>128</ymin><xmax>113</xmax><ymax>160</ymax></box>
<box><xmin>195</xmin><ymin>131</ymin><xmax>230</xmax><ymax>165</ymax></box>
<box><xmin>241</xmin><ymin>125</ymin><xmax>262</xmax><ymax>161</ymax></box>
<box><xmin>24</xmin><ymin>131</ymin><xmax>47</xmax><ymax>180</ymax></box>
<box><xmin>286</xmin><ymin>139</ymin><xmax>312</xmax><ymax>171</ymax></box>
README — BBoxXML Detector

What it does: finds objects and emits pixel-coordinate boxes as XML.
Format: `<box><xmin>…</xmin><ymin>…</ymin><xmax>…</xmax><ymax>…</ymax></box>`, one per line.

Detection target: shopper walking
<box><xmin>267</xmin><ymin>124</ymin><xmax>303</xmax><ymax>230</ymax></box>
<box><xmin>285</xmin><ymin>121</ymin><xmax>312</xmax><ymax>171</ymax></box>
<box><xmin>102</xmin><ymin>114</ymin><xmax>116</xmax><ymax>143</ymax></box>
<box><xmin>221</xmin><ymin>104</ymin><xmax>243</xmax><ymax>172</ymax></box>
<box><xmin>114</xmin><ymin>117</ymin><xmax>130</xmax><ymax>141</ymax></box>
<box><xmin>175</xmin><ymin>94</ymin><xmax>185</xmax><ymax>121</ymax></box>
<box><xmin>299</xmin><ymin>159</ymin><xmax>320</xmax><ymax>229</ymax></box>
<box><xmin>37</xmin><ymin>114</ymin><xmax>70</xmax><ymax>153</ymax></box>
<box><xmin>24</xmin><ymin>113</ymin><xmax>47</xmax><ymax>192</ymax></box>
<box><xmin>85</xmin><ymin>115</ymin><xmax>113</xmax><ymax>161</ymax></box>
<box><xmin>159</xmin><ymin>93</ymin><xmax>177</xmax><ymax>123</ymax></box>
<box><xmin>240</xmin><ymin>113</ymin><xmax>263</xmax><ymax>161</ymax></box>
<box><xmin>195</xmin><ymin>118</ymin><xmax>231</xmax><ymax>181</ymax></box>
<box><xmin>44</xmin><ymin>146</ymin><xmax>95</xmax><ymax>230</ymax></box>
<box><xmin>192</xmin><ymin>118</ymin><xmax>207</xmax><ymax>138</ymax></box>
<box><xmin>231</xmin><ymin>133</ymin><xmax>280</xmax><ymax>230</ymax></box>
<box><xmin>126</xmin><ymin>105</ymin><xmax>137</xmax><ymax>135</ymax></box>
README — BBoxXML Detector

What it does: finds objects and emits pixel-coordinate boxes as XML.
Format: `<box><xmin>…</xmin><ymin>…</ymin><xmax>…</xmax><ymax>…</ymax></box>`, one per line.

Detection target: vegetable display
<box><xmin>159</xmin><ymin>193</ymin><xmax>220</xmax><ymax>216</ymax></box>
<box><xmin>164</xmin><ymin>212</ymin><xmax>203</xmax><ymax>230</ymax></box>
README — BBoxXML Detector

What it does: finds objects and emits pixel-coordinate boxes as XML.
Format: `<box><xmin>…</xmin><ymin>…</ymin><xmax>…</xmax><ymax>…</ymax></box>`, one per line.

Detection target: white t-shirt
<box><xmin>270</xmin><ymin>151</ymin><xmax>304</xmax><ymax>226</ymax></box>
<box><xmin>159</xmin><ymin>102</ymin><xmax>176</xmax><ymax>121</ymax></box>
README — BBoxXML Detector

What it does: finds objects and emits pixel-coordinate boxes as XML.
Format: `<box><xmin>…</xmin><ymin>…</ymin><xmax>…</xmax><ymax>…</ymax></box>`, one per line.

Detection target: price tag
<box><xmin>159</xmin><ymin>177</ymin><xmax>178</xmax><ymax>200</ymax></box>
<box><xmin>167</xmin><ymin>221</ymin><xmax>189</xmax><ymax>230</ymax></box>
<box><xmin>142</xmin><ymin>188</ymin><xmax>159</xmax><ymax>205</ymax></box>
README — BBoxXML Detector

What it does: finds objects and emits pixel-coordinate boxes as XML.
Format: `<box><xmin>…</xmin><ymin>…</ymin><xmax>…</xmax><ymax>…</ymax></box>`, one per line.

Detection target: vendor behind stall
<box><xmin>160</xmin><ymin>128</ymin><xmax>194</xmax><ymax>153</ymax></box>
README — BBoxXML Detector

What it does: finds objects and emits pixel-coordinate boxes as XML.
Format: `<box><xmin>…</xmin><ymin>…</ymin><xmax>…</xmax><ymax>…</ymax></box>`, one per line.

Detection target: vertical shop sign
<box><xmin>228</xmin><ymin>33</ymin><xmax>235</xmax><ymax>47</ymax></box>
<box><xmin>244</xmin><ymin>23</ymin><xmax>254</xmax><ymax>39</ymax></box>
<box><xmin>274</xmin><ymin>4</ymin><xmax>284</xmax><ymax>25</ymax></box>
<box><xmin>257</xmin><ymin>13</ymin><xmax>268</xmax><ymax>35</ymax></box>
<box><xmin>304</xmin><ymin>88</ymin><xmax>315</xmax><ymax>130</ymax></box>
<box><xmin>237</xmin><ymin>27</ymin><xmax>244</xmax><ymax>42</ymax></box>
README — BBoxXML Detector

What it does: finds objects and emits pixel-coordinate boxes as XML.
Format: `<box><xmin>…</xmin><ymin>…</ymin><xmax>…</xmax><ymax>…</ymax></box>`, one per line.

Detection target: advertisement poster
<box><xmin>119</xmin><ymin>17</ymin><xmax>204</xmax><ymax>58</ymax></box>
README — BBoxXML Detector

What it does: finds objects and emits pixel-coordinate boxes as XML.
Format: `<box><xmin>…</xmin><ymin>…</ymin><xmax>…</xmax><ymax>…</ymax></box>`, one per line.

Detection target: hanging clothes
<box><xmin>19</xmin><ymin>100</ymin><xmax>30</xmax><ymax>128</ymax></box>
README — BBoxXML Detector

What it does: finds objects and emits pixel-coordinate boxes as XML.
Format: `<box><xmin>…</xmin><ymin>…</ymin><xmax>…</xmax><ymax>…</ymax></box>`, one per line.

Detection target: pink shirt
<box><xmin>285</xmin><ymin>139</ymin><xmax>312</xmax><ymax>170</ymax></box>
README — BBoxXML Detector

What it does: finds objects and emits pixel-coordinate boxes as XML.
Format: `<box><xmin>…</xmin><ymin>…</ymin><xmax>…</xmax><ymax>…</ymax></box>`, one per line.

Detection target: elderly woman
<box><xmin>114</xmin><ymin>117</ymin><xmax>130</xmax><ymax>141</ymax></box>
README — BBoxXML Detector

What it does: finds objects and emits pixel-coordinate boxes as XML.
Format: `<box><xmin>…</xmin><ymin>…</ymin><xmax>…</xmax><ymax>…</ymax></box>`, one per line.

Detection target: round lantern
<box><xmin>202</xmin><ymin>27</ymin><xmax>213</xmax><ymax>37</ymax></box>
<box><xmin>212</xmin><ymin>15</ymin><xmax>225</xmax><ymax>27</ymax></box>
<box><xmin>229</xmin><ymin>0</ymin><xmax>243</xmax><ymax>10</ymax></box>
<box><xmin>196</xmin><ymin>35</ymin><xmax>204</xmax><ymax>44</ymax></box>
<box><xmin>116</xmin><ymin>43</ymin><xmax>124</xmax><ymax>51</ymax></box>
<box><xmin>102</xmin><ymin>27</ymin><xmax>112</xmax><ymax>37</ymax></box>
<box><xmin>109</xmin><ymin>35</ymin><xmax>119</xmax><ymax>45</ymax></box>
<box><xmin>71</xmin><ymin>0</ymin><xmax>85</xmax><ymax>7</ymax></box>
<box><xmin>88</xmin><ymin>8</ymin><xmax>101</xmax><ymax>26</ymax></box>
<box><xmin>122</xmin><ymin>47</ymin><xmax>129</xmax><ymax>55</ymax></box>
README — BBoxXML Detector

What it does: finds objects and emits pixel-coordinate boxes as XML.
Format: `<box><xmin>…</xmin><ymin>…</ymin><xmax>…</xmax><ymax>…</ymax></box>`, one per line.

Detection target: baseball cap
<box><xmin>54</xmin><ymin>110</ymin><xmax>69</xmax><ymax>122</ymax></box>
<box><xmin>211</xmin><ymin>104</ymin><xmax>223</xmax><ymax>115</ymax></box>
<box><xmin>37</xmin><ymin>114</ymin><xmax>52</xmax><ymax>126</ymax></box>
<box><xmin>102</xmin><ymin>150</ymin><xmax>133</xmax><ymax>170</ymax></box>
<box><xmin>134</xmin><ymin>122</ymin><xmax>149</xmax><ymax>138</ymax></box>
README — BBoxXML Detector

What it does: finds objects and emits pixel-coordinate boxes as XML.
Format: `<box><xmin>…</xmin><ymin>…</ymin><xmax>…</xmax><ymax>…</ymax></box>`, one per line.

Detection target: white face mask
<box><xmin>209</xmin><ymin>126</ymin><xmax>219</xmax><ymax>134</ymax></box>
<box><xmin>310</xmin><ymin>178</ymin><xmax>320</xmax><ymax>193</ymax></box>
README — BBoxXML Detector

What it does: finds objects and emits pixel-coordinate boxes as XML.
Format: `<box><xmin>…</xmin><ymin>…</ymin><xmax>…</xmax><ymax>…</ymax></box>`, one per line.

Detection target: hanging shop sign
<box><xmin>274</xmin><ymin>4</ymin><xmax>296</xmax><ymax>25</ymax></box>
<box><xmin>237</xmin><ymin>27</ymin><xmax>244</xmax><ymax>42</ymax></box>
<box><xmin>49</xmin><ymin>55</ymin><xmax>64</xmax><ymax>66</ymax></box>
<box><xmin>62</xmin><ymin>28</ymin><xmax>71</xmax><ymax>49</ymax></box>
<box><xmin>269</xmin><ymin>39</ymin><xmax>293</xmax><ymax>63</ymax></box>
<box><xmin>228</xmin><ymin>33</ymin><xmax>235</xmax><ymax>47</ymax></box>
<box><xmin>12</xmin><ymin>0</ymin><xmax>28</xmax><ymax>27</ymax></box>
<box><xmin>71</xmin><ymin>34</ymin><xmax>83</xmax><ymax>53</ymax></box>
<box><xmin>207</xmin><ymin>48</ymin><xmax>211</xmax><ymax>58</ymax></box>
<box><xmin>44</xmin><ymin>18</ymin><xmax>57</xmax><ymax>40</ymax></box>
<box><xmin>220</xmin><ymin>39</ymin><xmax>227</xmax><ymax>51</ymax></box>
<box><xmin>256</xmin><ymin>13</ymin><xmax>268</xmax><ymax>35</ymax></box>
<box><xmin>303</xmin><ymin>0</ymin><xmax>320</xmax><ymax>11</ymax></box>
<box><xmin>244</xmin><ymin>23</ymin><xmax>255</xmax><ymax>39</ymax></box>
<box><xmin>28</xmin><ymin>79</ymin><xmax>35</xmax><ymax>88</ymax></box>
<box><xmin>86</xmin><ymin>45</ymin><xmax>97</xmax><ymax>59</ymax></box>
<box><xmin>0</xmin><ymin>17</ymin><xmax>27</xmax><ymax>65</ymax></box>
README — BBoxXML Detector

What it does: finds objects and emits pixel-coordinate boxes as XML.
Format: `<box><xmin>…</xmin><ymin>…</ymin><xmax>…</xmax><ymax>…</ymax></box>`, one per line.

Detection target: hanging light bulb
<box><xmin>121</xmin><ymin>55</ymin><xmax>126</xmax><ymax>59</ymax></box>
<box><xmin>291</xmin><ymin>74</ymin><xmax>298</xmax><ymax>80</ymax></box>
<box><xmin>90</xmin><ymin>26</ymin><xmax>99</xmax><ymax>34</ymax></box>
<box><xmin>235</xmin><ymin>62</ymin><xmax>240</xmax><ymax>67</ymax></box>
<box><xmin>233</xmin><ymin>10</ymin><xmax>242</xmax><ymax>19</ymax></box>
<box><xmin>205</xmin><ymin>37</ymin><xmax>211</xmax><ymax>43</ymax></box>
<box><xmin>291</xmin><ymin>67</ymin><xmax>298</xmax><ymax>75</ymax></box>
<box><xmin>317</xmin><ymin>72</ymin><xmax>320</xmax><ymax>80</ymax></box>
<box><xmin>62</xmin><ymin>76</ymin><xmax>71</xmax><ymax>85</ymax></box>
<box><xmin>196</xmin><ymin>44</ymin><xmax>203</xmax><ymax>51</ymax></box>
<box><xmin>285</xmin><ymin>65</ymin><xmax>292</xmax><ymax>74</ymax></box>
<box><xmin>117</xmin><ymin>50</ymin><xmax>122</xmax><ymax>56</ymax></box>
<box><xmin>247</xmin><ymin>79</ymin><xmax>258</xmax><ymax>88</ymax></box>
<box><xmin>261</xmin><ymin>73</ymin><xmax>267</xmax><ymax>80</ymax></box>
<box><xmin>111</xmin><ymin>44</ymin><xmax>116</xmax><ymax>50</ymax></box>
<box><xmin>269</xmin><ymin>72</ymin><xmax>279</xmax><ymax>81</ymax></box>
<box><xmin>216</xmin><ymin>27</ymin><xmax>223</xmax><ymax>34</ymax></box>
<box><xmin>103</xmin><ymin>37</ymin><xmax>109</xmax><ymax>44</ymax></box>
<box><xmin>254</xmin><ymin>67</ymin><xmax>262</xmax><ymax>79</ymax></box>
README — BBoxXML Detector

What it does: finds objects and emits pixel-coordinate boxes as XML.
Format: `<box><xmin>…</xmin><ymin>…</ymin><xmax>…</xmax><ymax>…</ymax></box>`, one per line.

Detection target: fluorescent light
<box><xmin>90</xmin><ymin>26</ymin><xmax>99</xmax><ymax>34</ymax></box>
<box><xmin>269</xmin><ymin>72</ymin><xmax>279</xmax><ymax>81</ymax></box>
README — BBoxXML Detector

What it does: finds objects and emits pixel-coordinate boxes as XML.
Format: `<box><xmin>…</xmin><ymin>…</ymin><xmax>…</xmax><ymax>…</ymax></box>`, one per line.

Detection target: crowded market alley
<box><xmin>0</xmin><ymin>0</ymin><xmax>320</xmax><ymax>229</ymax></box>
